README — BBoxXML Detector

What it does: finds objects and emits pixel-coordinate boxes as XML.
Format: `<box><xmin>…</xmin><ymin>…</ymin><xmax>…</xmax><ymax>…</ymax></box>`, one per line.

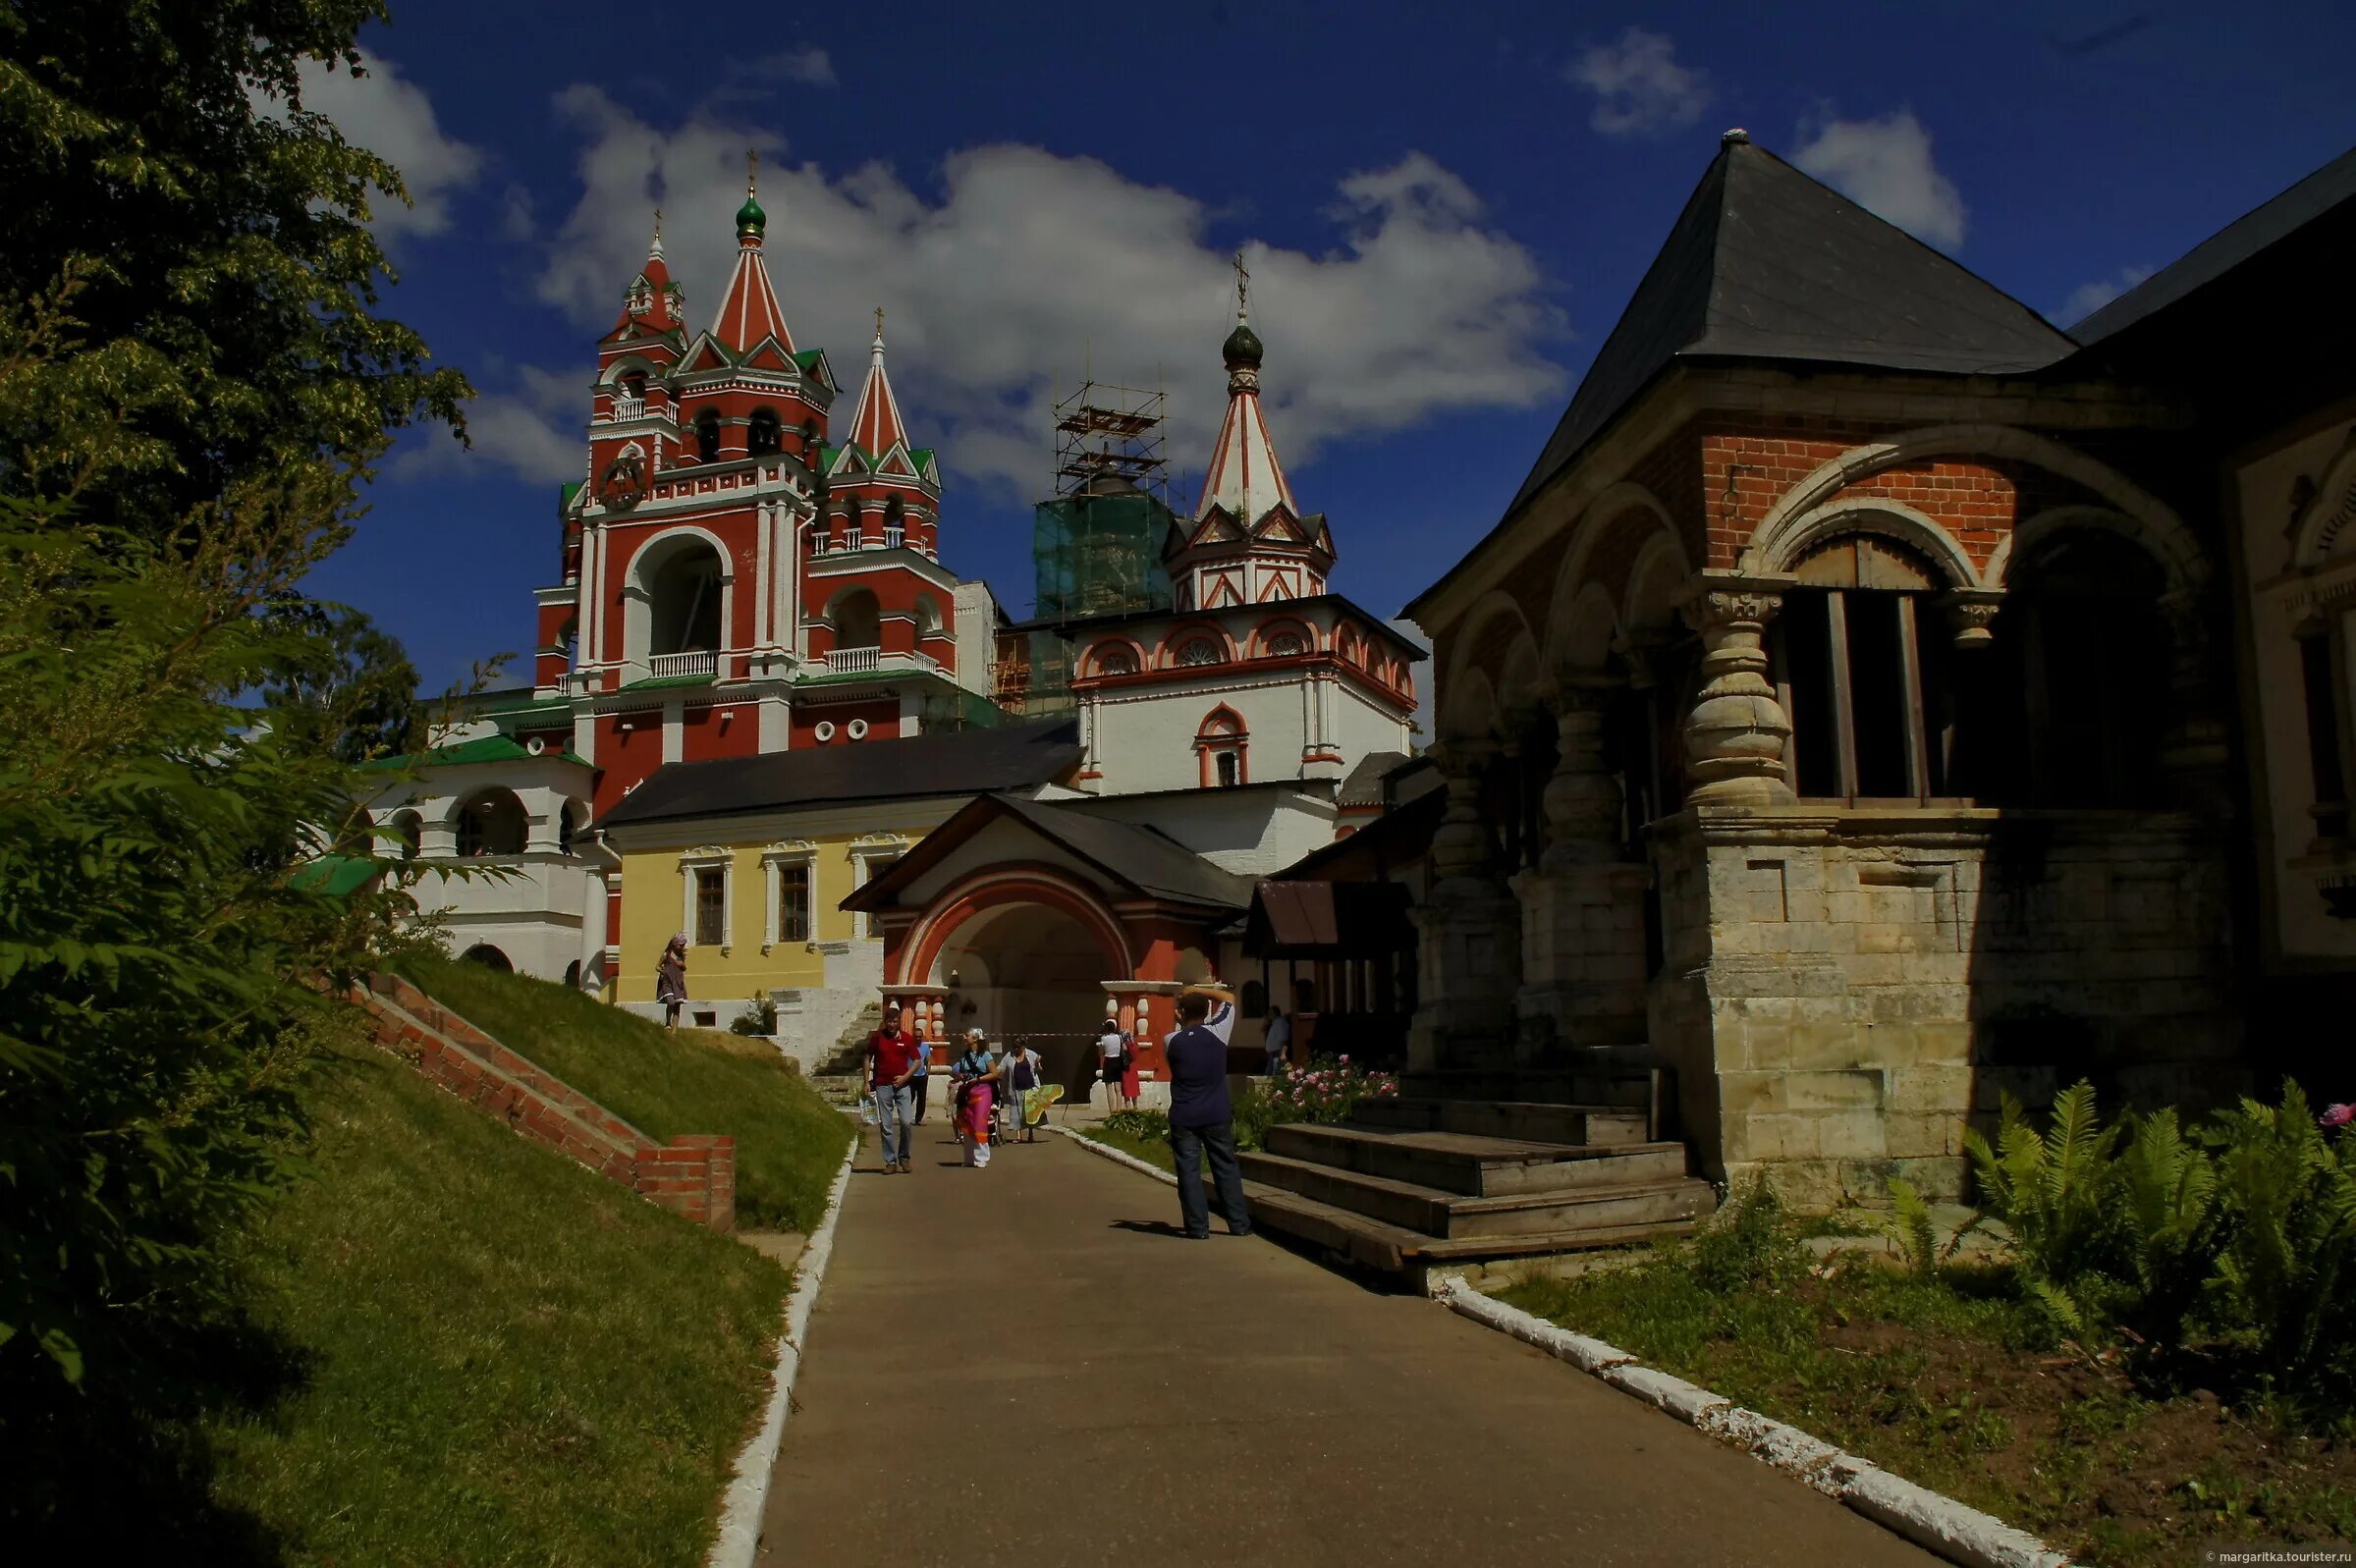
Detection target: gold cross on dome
<box><xmin>1233</xmin><ymin>250</ymin><xmax>1249</xmax><ymax>318</ymax></box>
<box><xmin>875</xmin><ymin>305</ymin><xmax>885</xmax><ymax>336</ymax></box>
<box><xmin>746</xmin><ymin>146</ymin><xmax>758</xmax><ymax>193</ymax></box>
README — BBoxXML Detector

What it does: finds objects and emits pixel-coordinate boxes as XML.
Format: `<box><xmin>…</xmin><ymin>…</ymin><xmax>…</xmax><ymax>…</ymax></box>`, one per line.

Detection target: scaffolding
<box><xmin>1054</xmin><ymin>378</ymin><xmax>1170</xmax><ymax>502</ymax></box>
<box><xmin>999</xmin><ymin>378</ymin><xmax>1184</xmax><ymax>720</ymax></box>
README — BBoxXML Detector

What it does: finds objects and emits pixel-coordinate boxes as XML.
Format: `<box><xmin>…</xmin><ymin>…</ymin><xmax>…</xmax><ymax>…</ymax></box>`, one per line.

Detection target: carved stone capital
<box><xmin>1678</xmin><ymin>582</ymin><xmax>1785</xmax><ymax>635</ymax></box>
<box><xmin>1936</xmin><ymin>588</ymin><xmax>2006</xmax><ymax>649</ymax></box>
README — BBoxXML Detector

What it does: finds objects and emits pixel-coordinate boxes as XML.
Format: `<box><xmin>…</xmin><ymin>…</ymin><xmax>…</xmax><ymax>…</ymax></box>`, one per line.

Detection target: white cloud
<box><xmin>394</xmin><ymin>364</ymin><xmax>584</xmax><ymax>485</ymax></box>
<box><xmin>1790</xmin><ymin>109</ymin><xmax>1967</xmax><ymax>251</ymax></box>
<box><xmin>2056</xmin><ymin>264</ymin><xmax>2155</xmax><ymax>325</ymax></box>
<box><xmin>526</xmin><ymin>90</ymin><xmax>1566</xmax><ymax>501</ymax></box>
<box><xmin>289</xmin><ymin>48</ymin><xmax>483</xmax><ymax>239</ymax></box>
<box><xmin>1567</xmin><ymin>28</ymin><xmax>1710</xmax><ymax>136</ymax></box>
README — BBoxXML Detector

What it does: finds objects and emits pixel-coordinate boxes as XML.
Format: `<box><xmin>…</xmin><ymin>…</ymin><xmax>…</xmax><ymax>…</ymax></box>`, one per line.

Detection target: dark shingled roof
<box><xmin>1337</xmin><ymin>750</ymin><xmax>1409</xmax><ymax>809</ymax></box>
<box><xmin>1503</xmin><ymin>136</ymin><xmax>2076</xmax><ymax>519</ymax></box>
<box><xmin>2071</xmin><ymin>143</ymin><xmax>2356</xmax><ymax>345</ymax></box>
<box><xmin>599</xmin><ymin>718</ymin><xmax>1081</xmax><ymax>827</ymax></box>
<box><xmin>842</xmin><ymin>790</ymin><xmax>1257</xmax><ymax>913</ymax></box>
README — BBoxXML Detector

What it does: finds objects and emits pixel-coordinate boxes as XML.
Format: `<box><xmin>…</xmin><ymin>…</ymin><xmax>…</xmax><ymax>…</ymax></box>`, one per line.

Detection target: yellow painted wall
<box><xmin>611</xmin><ymin>806</ymin><xmax>957</xmax><ymax>1007</ymax></box>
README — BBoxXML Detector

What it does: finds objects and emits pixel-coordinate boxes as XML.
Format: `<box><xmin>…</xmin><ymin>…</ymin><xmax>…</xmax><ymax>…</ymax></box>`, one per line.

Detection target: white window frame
<box><xmin>679</xmin><ymin>845</ymin><xmax>733</xmax><ymax>953</ymax></box>
<box><xmin>761</xmin><ymin>839</ymin><xmax>820</xmax><ymax>952</ymax></box>
<box><xmin>848</xmin><ymin>835</ymin><xmax>909</xmax><ymax>940</ymax></box>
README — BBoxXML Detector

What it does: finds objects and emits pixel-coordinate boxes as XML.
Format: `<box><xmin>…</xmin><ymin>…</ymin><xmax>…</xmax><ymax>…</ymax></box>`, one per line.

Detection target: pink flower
<box><xmin>2322</xmin><ymin>1103</ymin><xmax>2355</xmax><ymax>1130</ymax></box>
<box><xmin>1339</xmin><ymin>1054</ymin><xmax>1351</xmax><ymax>1065</ymax></box>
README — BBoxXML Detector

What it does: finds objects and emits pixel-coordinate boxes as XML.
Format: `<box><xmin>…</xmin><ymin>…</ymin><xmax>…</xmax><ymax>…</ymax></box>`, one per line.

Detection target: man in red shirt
<box><xmin>866</xmin><ymin>1002</ymin><xmax>922</xmax><ymax>1173</ymax></box>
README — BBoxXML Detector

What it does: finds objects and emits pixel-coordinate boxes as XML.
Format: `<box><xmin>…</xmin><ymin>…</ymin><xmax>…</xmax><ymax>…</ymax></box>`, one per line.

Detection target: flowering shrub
<box><xmin>1234</xmin><ymin>1054</ymin><xmax>1400</xmax><ymax>1150</ymax></box>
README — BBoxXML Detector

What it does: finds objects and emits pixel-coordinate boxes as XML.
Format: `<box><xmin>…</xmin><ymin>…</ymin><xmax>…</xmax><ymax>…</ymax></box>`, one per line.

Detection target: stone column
<box><xmin>1511</xmin><ymin>676</ymin><xmax>1650</xmax><ymax>1054</ymax></box>
<box><xmin>1678</xmin><ymin>578</ymin><xmax>1795</xmax><ymax>808</ymax></box>
<box><xmin>2158</xmin><ymin>588</ymin><xmax>2235</xmax><ymax>816</ymax></box>
<box><xmin>1407</xmin><ymin>738</ymin><xmax>1523</xmax><ymax>1072</ymax></box>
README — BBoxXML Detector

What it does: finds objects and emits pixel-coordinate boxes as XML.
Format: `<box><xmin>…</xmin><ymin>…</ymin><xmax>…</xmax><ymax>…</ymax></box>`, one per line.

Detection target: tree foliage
<box><xmin>0</xmin><ymin>0</ymin><xmax>470</xmax><ymax>543</ymax></box>
<box><xmin>0</xmin><ymin>3</ymin><xmax>465</xmax><ymax>1528</ymax></box>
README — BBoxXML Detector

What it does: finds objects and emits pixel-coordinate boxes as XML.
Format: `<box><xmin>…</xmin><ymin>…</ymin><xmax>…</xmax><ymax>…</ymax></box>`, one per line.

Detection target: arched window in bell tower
<box><xmin>694</xmin><ymin>409</ymin><xmax>721</xmax><ymax>463</ymax></box>
<box><xmin>748</xmin><ymin>407</ymin><xmax>781</xmax><ymax>456</ymax></box>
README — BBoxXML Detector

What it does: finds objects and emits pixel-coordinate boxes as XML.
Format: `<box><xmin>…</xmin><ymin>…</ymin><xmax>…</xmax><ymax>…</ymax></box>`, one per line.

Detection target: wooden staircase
<box><xmin>1232</xmin><ymin>1062</ymin><xmax>1714</xmax><ymax>1286</ymax></box>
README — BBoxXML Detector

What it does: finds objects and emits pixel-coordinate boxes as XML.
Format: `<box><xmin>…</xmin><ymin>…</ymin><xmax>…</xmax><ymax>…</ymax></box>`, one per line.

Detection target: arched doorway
<box><xmin>934</xmin><ymin>901</ymin><xmax>1122</xmax><ymax>1107</ymax></box>
<box><xmin>460</xmin><ymin>944</ymin><xmax>513</xmax><ymax>972</ymax></box>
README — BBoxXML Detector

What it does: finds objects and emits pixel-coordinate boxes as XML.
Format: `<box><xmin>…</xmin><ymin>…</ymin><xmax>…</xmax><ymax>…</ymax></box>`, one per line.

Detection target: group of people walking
<box><xmin>860</xmin><ymin>990</ymin><xmax>1252</xmax><ymax>1242</ymax></box>
<box><xmin>862</xmin><ymin>1001</ymin><xmax>1057</xmax><ymax>1171</ymax></box>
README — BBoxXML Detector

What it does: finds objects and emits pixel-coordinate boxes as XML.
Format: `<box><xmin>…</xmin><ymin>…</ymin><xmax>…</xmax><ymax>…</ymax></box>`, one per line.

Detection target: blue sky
<box><xmin>306</xmin><ymin>0</ymin><xmax>2356</xmax><ymax>690</ymax></box>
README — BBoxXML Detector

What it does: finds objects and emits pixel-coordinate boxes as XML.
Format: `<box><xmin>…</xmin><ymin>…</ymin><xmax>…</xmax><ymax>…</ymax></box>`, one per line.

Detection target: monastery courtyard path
<box><xmin>759</xmin><ymin>1123</ymin><xmax>1937</xmax><ymax>1568</ymax></box>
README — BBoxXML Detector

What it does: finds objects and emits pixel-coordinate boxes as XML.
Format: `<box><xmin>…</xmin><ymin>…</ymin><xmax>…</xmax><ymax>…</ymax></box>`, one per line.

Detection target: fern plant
<box><xmin>1966</xmin><ymin>1082</ymin><xmax>2128</xmax><ymax>1333</ymax></box>
<box><xmin>2208</xmin><ymin>1082</ymin><xmax>2356</xmax><ymax>1386</ymax></box>
<box><xmin>1884</xmin><ymin>1176</ymin><xmax>1944</xmax><ymax>1273</ymax></box>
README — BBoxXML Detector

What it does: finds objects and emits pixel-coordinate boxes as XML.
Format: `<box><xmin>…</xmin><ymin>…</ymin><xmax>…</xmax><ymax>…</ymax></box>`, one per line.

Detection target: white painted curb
<box><xmin>705</xmin><ymin>1135</ymin><xmax>859</xmax><ymax>1568</ymax></box>
<box><xmin>1434</xmin><ymin>1278</ymin><xmax>2072</xmax><ymax>1568</ymax></box>
<box><xmin>1053</xmin><ymin>1124</ymin><xmax>1179</xmax><ymax>1188</ymax></box>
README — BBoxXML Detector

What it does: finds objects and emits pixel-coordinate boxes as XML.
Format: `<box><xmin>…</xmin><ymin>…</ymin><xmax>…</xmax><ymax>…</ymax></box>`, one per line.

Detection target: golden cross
<box><xmin>746</xmin><ymin>146</ymin><xmax>758</xmax><ymax>193</ymax></box>
<box><xmin>875</xmin><ymin>305</ymin><xmax>885</xmax><ymax>337</ymax></box>
<box><xmin>1233</xmin><ymin>250</ymin><xmax>1249</xmax><ymax>318</ymax></box>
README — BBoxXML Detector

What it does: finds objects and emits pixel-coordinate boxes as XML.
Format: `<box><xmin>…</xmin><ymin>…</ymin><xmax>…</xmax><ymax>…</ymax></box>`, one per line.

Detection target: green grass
<box><xmin>395</xmin><ymin>954</ymin><xmax>854</xmax><ymax>1230</ymax></box>
<box><xmin>199</xmin><ymin>1033</ymin><xmax>790</xmax><ymax>1568</ymax></box>
<box><xmin>1495</xmin><ymin>1226</ymin><xmax>2356</xmax><ymax>1567</ymax></box>
<box><xmin>1073</xmin><ymin>1121</ymin><xmax>1178</xmax><ymax>1174</ymax></box>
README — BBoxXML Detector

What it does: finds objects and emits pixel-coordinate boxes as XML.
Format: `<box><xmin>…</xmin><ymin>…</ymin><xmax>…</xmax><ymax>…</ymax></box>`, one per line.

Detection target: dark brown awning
<box><xmin>1245</xmin><ymin>880</ymin><xmax>1415</xmax><ymax>958</ymax></box>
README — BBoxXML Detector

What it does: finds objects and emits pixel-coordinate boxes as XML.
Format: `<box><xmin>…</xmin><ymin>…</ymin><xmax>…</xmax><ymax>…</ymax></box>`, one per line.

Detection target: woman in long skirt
<box><xmin>950</xmin><ymin>1030</ymin><xmax>1000</xmax><ymax>1167</ymax></box>
<box><xmin>656</xmin><ymin>934</ymin><xmax>688</xmax><ymax>1029</ymax></box>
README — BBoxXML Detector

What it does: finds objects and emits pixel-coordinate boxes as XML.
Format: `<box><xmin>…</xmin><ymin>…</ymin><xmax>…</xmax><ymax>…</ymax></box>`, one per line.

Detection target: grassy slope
<box><xmin>203</xmin><ymin>1036</ymin><xmax>788</xmax><ymax>1568</ymax></box>
<box><xmin>396</xmin><ymin>955</ymin><xmax>853</xmax><ymax>1230</ymax></box>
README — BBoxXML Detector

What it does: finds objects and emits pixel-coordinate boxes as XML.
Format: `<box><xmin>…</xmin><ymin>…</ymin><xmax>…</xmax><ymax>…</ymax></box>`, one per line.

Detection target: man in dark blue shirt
<box><xmin>1165</xmin><ymin>991</ymin><xmax>1253</xmax><ymax>1240</ymax></box>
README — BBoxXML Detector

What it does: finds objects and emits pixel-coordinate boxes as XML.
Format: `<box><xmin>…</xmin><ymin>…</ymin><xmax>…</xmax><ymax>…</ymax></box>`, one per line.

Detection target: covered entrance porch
<box><xmin>842</xmin><ymin>792</ymin><xmax>1254</xmax><ymax>1108</ymax></box>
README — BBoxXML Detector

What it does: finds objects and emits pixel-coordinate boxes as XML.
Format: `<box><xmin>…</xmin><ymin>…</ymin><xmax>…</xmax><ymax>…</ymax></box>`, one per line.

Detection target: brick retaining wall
<box><xmin>353</xmin><ymin>972</ymin><xmax>736</xmax><ymax>1231</ymax></box>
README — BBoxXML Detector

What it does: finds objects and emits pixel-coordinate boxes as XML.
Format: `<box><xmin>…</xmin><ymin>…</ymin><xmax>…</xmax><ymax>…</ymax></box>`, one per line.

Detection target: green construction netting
<box><xmin>1015</xmin><ymin>488</ymin><xmax>1176</xmax><ymax>720</ymax></box>
<box><xmin>1032</xmin><ymin>489</ymin><xmax>1174</xmax><ymax>623</ymax></box>
<box><xmin>914</xmin><ymin>682</ymin><xmax>1007</xmax><ymax>733</ymax></box>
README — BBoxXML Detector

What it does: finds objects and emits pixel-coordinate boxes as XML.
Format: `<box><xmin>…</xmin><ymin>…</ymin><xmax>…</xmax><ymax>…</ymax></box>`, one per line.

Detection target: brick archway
<box><xmin>896</xmin><ymin>866</ymin><xmax>1135</xmax><ymax>988</ymax></box>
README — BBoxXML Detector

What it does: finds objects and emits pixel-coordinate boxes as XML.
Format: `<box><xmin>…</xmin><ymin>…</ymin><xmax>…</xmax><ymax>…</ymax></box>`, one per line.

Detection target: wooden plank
<box><xmin>1825</xmin><ymin>590</ymin><xmax>1859</xmax><ymax>799</ymax></box>
<box><xmin>1895</xmin><ymin>595</ymin><xmax>1932</xmax><ymax>798</ymax></box>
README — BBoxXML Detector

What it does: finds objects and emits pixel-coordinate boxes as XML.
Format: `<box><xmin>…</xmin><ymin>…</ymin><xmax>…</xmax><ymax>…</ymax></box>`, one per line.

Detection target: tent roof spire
<box><xmin>846</xmin><ymin>303</ymin><xmax>908</xmax><ymax>457</ymax></box>
<box><xmin>713</xmin><ymin>150</ymin><xmax>794</xmax><ymax>353</ymax></box>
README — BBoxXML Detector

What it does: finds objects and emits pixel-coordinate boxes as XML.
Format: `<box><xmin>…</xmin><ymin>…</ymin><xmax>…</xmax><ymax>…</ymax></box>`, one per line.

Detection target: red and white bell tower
<box><xmin>521</xmin><ymin>158</ymin><xmax>989</xmax><ymax>826</ymax></box>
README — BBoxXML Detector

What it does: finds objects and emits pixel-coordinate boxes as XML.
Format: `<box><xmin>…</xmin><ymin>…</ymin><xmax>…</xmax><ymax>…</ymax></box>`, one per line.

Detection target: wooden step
<box><xmin>1237</xmin><ymin>1151</ymin><xmax>1715</xmax><ymax>1239</ymax></box>
<box><xmin>1233</xmin><ymin>1179</ymin><xmax>1706</xmax><ymax>1278</ymax></box>
<box><xmin>1261</xmin><ymin>1123</ymin><xmax>1689</xmax><ymax>1197</ymax></box>
<box><xmin>1347</xmin><ymin>1097</ymin><xmax>1649</xmax><ymax>1146</ymax></box>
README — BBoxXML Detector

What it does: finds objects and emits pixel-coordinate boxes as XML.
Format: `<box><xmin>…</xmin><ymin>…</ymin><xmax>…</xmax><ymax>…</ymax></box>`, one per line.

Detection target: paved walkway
<box><xmin>758</xmin><ymin>1120</ymin><xmax>1938</xmax><ymax>1568</ymax></box>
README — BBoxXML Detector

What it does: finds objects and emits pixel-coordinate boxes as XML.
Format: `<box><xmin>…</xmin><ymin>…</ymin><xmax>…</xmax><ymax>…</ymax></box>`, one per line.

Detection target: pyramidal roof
<box><xmin>845</xmin><ymin>311</ymin><xmax>909</xmax><ymax>456</ymax></box>
<box><xmin>1505</xmin><ymin>132</ymin><xmax>2076</xmax><ymax>514</ymax></box>
<box><xmin>1195</xmin><ymin>313</ymin><xmax>1300</xmax><ymax>524</ymax></box>
<box><xmin>712</xmin><ymin>173</ymin><xmax>795</xmax><ymax>356</ymax></box>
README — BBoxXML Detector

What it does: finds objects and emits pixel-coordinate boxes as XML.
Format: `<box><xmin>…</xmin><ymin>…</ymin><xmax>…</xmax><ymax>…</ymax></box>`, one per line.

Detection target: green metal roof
<box><xmin>292</xmin><ymin>853</ymin><xmax>380</xmax><ymax>898</ymax></box>
<box><xmin>359</xmin><ymin>733</ymin><xmax>590</xmax><ymax>772</ymax></box>
<box><xmin>560</xmin><ymin>479</ymin><xmax>583</xmax><ymax>510</ymax></box>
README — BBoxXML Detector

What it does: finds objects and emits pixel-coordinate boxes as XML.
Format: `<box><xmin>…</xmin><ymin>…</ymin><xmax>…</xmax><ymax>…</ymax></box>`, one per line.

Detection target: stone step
<box><xmin>1403</xmin><ymin>1066</ymin><xmax>1664</xmax><ymax>1109</ymax></box>
<box><xmin>1260</xmin><ymin>1122</ymin><xmax>1690</xmax><ymax>1197</ymax></box>
<box><xmin>1237</xmin><ymin>1151</ymin><xmax>1715</xmax><ymax>1240</ymax></box>
<box><xmin>1347</xmin><ymin>1097</ymin><xmax>1649</xmax><ymax>1146</ymax></box>
<box><xmin>1233</xmin><ymin>1178</ymin><xmax>1705</xmax><ymax>1281</ymax></box>
<box><xmin>809</xmin><ymin>1073</ymin><xmax>867</xmax><ymax>1107</ymax></box>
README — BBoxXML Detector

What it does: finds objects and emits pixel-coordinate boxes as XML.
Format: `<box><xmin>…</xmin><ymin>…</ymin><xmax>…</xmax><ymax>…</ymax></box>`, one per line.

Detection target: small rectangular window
<box><xmin>693</xmin><ymin>867</ymin><xmax>726</xmax><ymax>946</ymax></box>
<box><xmin>778</xmin><ymin>864</ymin><xmax>811</xmax><ymax>943</ymax></box>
